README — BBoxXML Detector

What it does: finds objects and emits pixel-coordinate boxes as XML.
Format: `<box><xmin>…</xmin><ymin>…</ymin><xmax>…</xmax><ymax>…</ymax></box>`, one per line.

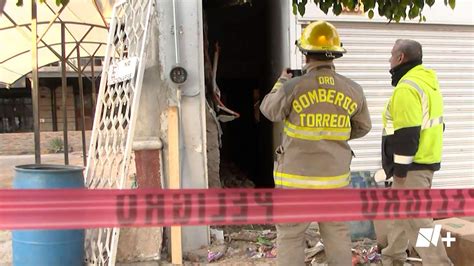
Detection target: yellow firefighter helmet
<box><xmin>296</xmin><ymin>21</ymin><xmax>346</xmax><ymax>57</ymax></box>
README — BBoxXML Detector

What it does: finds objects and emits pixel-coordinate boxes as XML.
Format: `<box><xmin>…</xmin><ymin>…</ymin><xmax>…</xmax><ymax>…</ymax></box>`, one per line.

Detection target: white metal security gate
<box><xmin>84</xmin><ymin>0</ymin><xmax>154</xmax><ymax>265</ymax></box>
<box><xmin>296</xmin><ymin>21</ymin><xmax>474</xmax><ymax>188</ymax></box>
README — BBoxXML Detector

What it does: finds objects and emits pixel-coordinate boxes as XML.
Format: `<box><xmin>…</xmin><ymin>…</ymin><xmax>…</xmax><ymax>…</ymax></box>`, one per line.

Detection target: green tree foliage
<box><xmin>292</xmin><ymin>0</ymin><xmax>456</xmax><ymax>22</ymax></box>
<box><xmin>16</xmin><ymin>0</ymin><xmax>69</xmax><ymax>7</ymax></box>
<box><xmin>17</xmin><ymin>0</ymin><xmax>456</xmax><ymax>23</ymax></box>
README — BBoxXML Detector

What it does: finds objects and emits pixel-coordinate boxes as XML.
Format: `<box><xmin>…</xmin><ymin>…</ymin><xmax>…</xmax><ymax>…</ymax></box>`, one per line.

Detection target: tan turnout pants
<box><xmin>276</xmin><ymin>221</ymin><xmax>352</xmax><ymax>266</ymax></box>
<box><xmin>381</xmin><ymin>170</ymin><xmax>452</xmax><ymax>266</ymax></box>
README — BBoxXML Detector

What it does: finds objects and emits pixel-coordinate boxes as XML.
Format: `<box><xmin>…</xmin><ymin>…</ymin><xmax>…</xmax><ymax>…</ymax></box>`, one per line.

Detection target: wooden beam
<box><xmin>168</xmin><ymin>106</ymin><xmax>182</xmax><ymax>264</ymax></box>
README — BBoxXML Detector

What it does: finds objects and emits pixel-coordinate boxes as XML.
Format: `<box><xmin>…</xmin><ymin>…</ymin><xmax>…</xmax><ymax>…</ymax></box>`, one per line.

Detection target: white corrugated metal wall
<box><xmin>295</xmin><ymin>21</ymin><xmax>474</xmax><ymax>188</ymax></box>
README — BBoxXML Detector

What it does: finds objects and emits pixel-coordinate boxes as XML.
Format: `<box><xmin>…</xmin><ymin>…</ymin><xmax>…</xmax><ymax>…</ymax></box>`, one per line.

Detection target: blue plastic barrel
<box><xmin>349</xmin><ymin>171</ymin><xmax>377</xmax><ymax>240</ymax></box>
<box><xmin>12</xmin><ymin>164</ymin><xmax>85</xmax><ymax>266</ymax></box>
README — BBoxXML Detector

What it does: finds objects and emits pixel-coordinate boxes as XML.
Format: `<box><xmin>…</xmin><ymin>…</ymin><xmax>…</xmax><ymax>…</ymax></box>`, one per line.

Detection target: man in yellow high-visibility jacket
<box><xmin>381</xmin><ymin>39</ymin><xmax>452</xmax><ymax>266</ymax></box>
<box><xmin>260</xmin><ymin>21</ymin><xmax>371</xmax><ymax>266</ymax></box>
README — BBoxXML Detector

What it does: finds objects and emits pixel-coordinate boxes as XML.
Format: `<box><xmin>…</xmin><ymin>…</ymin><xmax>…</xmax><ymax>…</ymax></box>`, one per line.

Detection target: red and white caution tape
<box><xmin>0</xmin><ymin>188</ymin><xmax>473</xmax><ymax>230</ymax></box>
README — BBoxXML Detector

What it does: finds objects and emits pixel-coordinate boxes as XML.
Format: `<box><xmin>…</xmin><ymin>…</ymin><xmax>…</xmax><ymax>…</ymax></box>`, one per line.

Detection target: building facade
<box><xmin>271</xmin><ymin>0</ymin><xmax>474</xmax><ymax>188</ymax></box>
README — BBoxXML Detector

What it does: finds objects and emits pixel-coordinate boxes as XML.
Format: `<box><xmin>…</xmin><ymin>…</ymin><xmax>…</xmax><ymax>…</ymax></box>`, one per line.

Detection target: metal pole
<box><xmin>36</xmin><ymin>4</ymin><xmax>67</xmax><ymax>45</ymax></box>
<box><xmin>77</xmin><ymin>46</ymin><xmax>87</xmax><ymax>166</ymax></box>
<box><xmin>61</xmin><ymin>22</ymin><xmax>69</xmax><ymax>165</ymax></box>
<box><xmin>51</xmin><ymin>87</ymin><xmax>58</xmax><ymax>131</ymax></box>
<box><xmin>91</xmin><ymin>56</ymin><xmax>97</xmax><ymax>115</ymax></box>
<box><xmin>31</xmin><ymin>0</ymin><xmax>41</xmax><ymax>164</ymax></box>
<box><xmin>172</xmin><ymin>0</ymin><xmax>180</xmax><ymax>64</ymax></box>
<box><xmin>65</xmin><ymin>26</ymin><xmax>93</xmax><ymax>60</ymax></box>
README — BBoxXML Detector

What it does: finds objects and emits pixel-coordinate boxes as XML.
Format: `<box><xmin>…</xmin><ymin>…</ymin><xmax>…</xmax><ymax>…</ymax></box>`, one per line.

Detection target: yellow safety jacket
<box><xmin>260</xmin><ymin>61</ymin><xmax>371</xmax><ymax>189</ymax></box>
<box><xmin>382</xmin><ymin>64</ymin><xmax>444</xmax><ymax>178</ymax></box>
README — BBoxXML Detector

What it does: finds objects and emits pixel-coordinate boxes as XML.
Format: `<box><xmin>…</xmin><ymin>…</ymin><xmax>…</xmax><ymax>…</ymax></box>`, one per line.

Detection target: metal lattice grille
<box><xmin>84</xmin><ymin>0</ymin><xmax>154</xmax><ymax>265</ymax></box>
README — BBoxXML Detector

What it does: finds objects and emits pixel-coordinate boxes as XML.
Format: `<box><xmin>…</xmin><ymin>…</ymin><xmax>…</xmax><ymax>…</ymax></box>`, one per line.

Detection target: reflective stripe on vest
<box><xmin>382</xmin><ymin>79</ymin><xmax>444</xmax><ymax>136</ymax></box>
<box><xmin>274</xmin><ymin>171</ymin><xmax>350</xmax><ymax>189</ymax></box>
<box><xmin>383</xmin><ymin>101</ymin><xmax>394</xmax><ymax>136</ymax></box>
<box><xmin>284</xmin><ymin>120</ymin><xmax>351</xmax><ymax>141</ymax></box>
<box><xmin>394</xmin><ymin>154</ymin><xmax>414</xmax><ymax>164</ymax></box>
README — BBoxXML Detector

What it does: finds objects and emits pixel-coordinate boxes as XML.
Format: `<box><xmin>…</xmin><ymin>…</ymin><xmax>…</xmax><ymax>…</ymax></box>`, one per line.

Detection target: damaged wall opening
<box><xmin>203</xmin><ymin>1</ymin><xmax>274</xmax><ymax>188</ymax></box>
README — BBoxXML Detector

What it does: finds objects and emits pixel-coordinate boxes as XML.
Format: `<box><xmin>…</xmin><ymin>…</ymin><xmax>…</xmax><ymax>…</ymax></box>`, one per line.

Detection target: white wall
<box><xmin>267</xmin><ymin>0</ymin><xmax>292</xmax><ymax>152</ymax></box>
<box><xmin>268</xmin><ymin>0</ymin><xmax>291</xmax><ymax>75</ymax></box>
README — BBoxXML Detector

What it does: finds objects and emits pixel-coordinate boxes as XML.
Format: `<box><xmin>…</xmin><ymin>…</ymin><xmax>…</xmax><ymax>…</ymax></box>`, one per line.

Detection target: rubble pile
<box><xmin>351</xmin><ymin>238</ymin><xmax>381</xmax><ymax>266</ymax></box>
<box><xmin>183</xmin><ymin>223</ymin><xmax>387</xmax><ymax>265</ymax></box>
<box><xmin>220</xmin><ymin>161</ymin><xmax>255</xmax><ymax>188</ymax></box>
<box><xmin>183</xmin><ymin>225</ymin><xmax>276</xmax><ymax>264</ymax></box>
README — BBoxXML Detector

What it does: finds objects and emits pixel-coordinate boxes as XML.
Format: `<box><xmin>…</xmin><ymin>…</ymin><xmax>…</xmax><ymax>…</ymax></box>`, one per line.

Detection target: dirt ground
<box><xmin>0</xmin><ymin>152</ymin><xmax>85</xmax><ymax>189</ymax></box>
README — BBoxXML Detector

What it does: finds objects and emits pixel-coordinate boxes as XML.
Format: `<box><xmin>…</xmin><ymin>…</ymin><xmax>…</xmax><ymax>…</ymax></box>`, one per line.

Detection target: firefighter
<box><xmin>381</xmin><ymin>39</ymin><xmax>452</xmax><ymax>266</ymax></box>
<box><xmin>260</xmin><ymin>21</ymin><xmax>371</xmax><ymax>266</ymax></box>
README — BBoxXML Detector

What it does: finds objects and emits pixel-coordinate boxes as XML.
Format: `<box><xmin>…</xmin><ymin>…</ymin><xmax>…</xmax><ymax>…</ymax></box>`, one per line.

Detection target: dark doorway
<box><xmin>204</xmin><ymin>1</ymin><xmax>274</xmax><ymax>188</ymax></box>
<box><xmin>0</xmin><ymin>87</ymin><xmax>33</xmax><ymax>133</ymax></box>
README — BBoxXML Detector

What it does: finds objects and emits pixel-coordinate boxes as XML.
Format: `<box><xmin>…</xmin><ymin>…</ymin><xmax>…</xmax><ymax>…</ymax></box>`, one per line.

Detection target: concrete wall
<box><xmin>268</xmin><ymin>0</ymin><xmax>291</xmax><ymax>156</ymax></box>
<box><xmin>157</xmin><ymin>0</ymin><xmax>209</xmax><ymax>251</ymax></box>
<box><xmin>0</xmin><ymin>130</ymin><xmax>91</xmax><ymax>155</ymax></box>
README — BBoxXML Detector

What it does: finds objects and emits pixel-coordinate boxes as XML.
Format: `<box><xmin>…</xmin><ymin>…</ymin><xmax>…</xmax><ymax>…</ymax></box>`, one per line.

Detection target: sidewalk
<box><xmin>0</xmin><ymin>152</ymin><xmax>84</xmax><ymax>189</ymax></box>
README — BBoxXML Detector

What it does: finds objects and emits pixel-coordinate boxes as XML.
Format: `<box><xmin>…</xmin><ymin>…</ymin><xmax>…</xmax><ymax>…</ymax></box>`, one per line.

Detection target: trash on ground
<box><xmin>210</xmin><ymin>228</ymin><xmax>225</xmax><ymax>244</ymax></box>
<box><xmin>257</xmin><ymin>236</ymin><xmax>273</xmax><ymax>246</ymax></box>
<box><xmin>305</xmin><ymin>241</ymin><xmax>325</xmax><ymax>262</ymax></box>
<box><xmin>229</xmin><ymin>230</ymin><xmax>260</xmax><ymax>242</ymax></box>
<box><xmin>351</xmin><ymin>239</ymin><xmax>381</xmax><ymax>265</ymax></box>
<box><xmin>207</xmin><ymin>250</ymin><xmax>224</xmax><ymax>262</ymax></box>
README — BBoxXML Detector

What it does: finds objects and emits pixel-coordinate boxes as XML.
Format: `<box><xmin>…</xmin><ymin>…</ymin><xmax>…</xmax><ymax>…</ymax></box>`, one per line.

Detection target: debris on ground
<box><xmin>184</xmin><ymin>244</ymin><xmax>227</xmax><ymax>263</ymax></box>
<box><xmin>217</xmin><ymin>226</ymin><xmax>277</xmax><ymax>261</ymax></box>
<box><xmin>304</xmin><ymin>222</ymin><xmax>326</xmax><ymax>264</ymax></box>
<box><xmin>220</xmin><ymin>161</ymin><xmax>255</xmax><ymax>188</ymax></box>
<box><xmin>351</xmin><ymin>238</ymin><xmax>382</xmax><ymax>265</ymax></box>
<box><xmin>210</xmin><ymin>228</ymin><xmax>225</xmax><ymax>244</ymax></box>
<box><xmin>208</xmin><ymin>250</ymin><xmax>225</xmax><ymax>262</ymax></box>
<box><xmin>229</xmin><ymin>230</ymin><xmax>260</xmax><ymax>242</ymax></box>
<box><xmin>257</xmin><ymin>236</ymin><xmax>273</xmax><ymax>246</ymax></box>
<box><xmin>407</xmin><ymin>257</ymin><xmax>422</xmax><ymax>262</ymax></box>
<box><xmin>246</xmin><ymin>245</ymin><xmax>277</xmax><ymax>259</ymax></box>
<box><xmin>305</xmin><ymin>241</ymin><xmax>324</xmax><ymax>263</ymax></box>
<box><xmin>185</xmin><ymin>224</ymin><xmax>388</xmax><ymax>265</ymax></box>
<box><xmin>305</xmin><ymin>222</ymin><xmax>321</xmax><ymax>247</ymax></box>
<box><xmin>232</xmin><ymin>229</ymin><xmax>277</xmax><ymax>259</ymax></box>
<box><xmin>185</xmin><ymin>225</ymin><xmax>277</xmax><ymax>263</ymax></box>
